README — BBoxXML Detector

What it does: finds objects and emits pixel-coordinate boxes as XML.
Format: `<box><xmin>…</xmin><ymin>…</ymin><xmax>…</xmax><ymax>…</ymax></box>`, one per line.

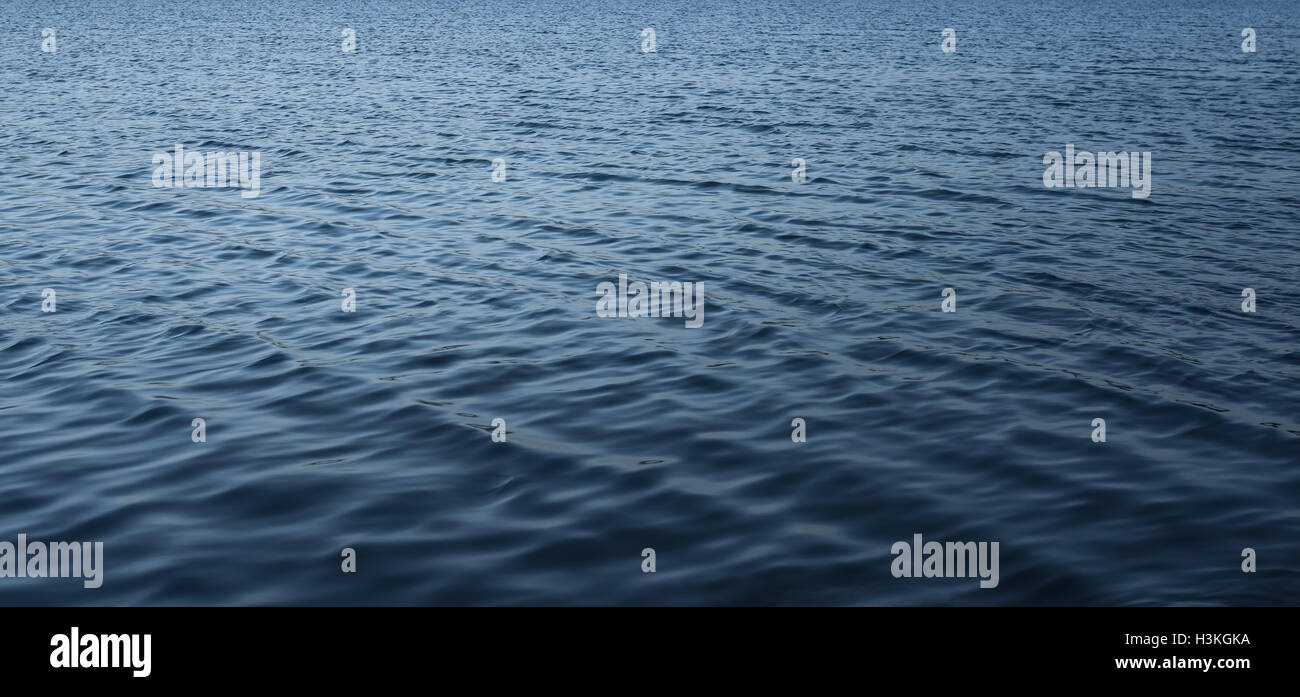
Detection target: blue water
<box><xmin>1</xmin><ymin>0</ymin><xmax>1298</xmax><ymax>605</ymax></box>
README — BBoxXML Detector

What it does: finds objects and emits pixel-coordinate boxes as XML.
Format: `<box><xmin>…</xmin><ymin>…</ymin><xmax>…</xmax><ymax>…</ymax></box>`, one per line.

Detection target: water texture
<box><xmin>1</xmin><ymin>0</ymin><xmax>1297</xmax><ymax>604</ymax></box>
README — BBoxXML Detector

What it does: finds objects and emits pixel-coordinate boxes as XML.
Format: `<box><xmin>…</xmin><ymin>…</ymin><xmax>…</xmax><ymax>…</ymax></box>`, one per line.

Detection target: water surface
<box><xmin>1</xmin><ymin>0</ymin><xmax>1298</xmax><ymax>604</ymax></box>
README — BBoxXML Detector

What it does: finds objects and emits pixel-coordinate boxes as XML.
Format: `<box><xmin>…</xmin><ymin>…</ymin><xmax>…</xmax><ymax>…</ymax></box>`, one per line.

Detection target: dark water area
<box><xmin>1</xmin><ymin>0</ymin><xmax>1297</xmax><ymax>604</ymax></box>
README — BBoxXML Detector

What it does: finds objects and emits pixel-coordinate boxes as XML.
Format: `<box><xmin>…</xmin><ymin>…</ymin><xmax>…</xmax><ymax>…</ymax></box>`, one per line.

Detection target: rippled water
<box><xmin>1</xmin><ymin>0</ymin><xmax>1298</xmax><ymax>605</ymax></box>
